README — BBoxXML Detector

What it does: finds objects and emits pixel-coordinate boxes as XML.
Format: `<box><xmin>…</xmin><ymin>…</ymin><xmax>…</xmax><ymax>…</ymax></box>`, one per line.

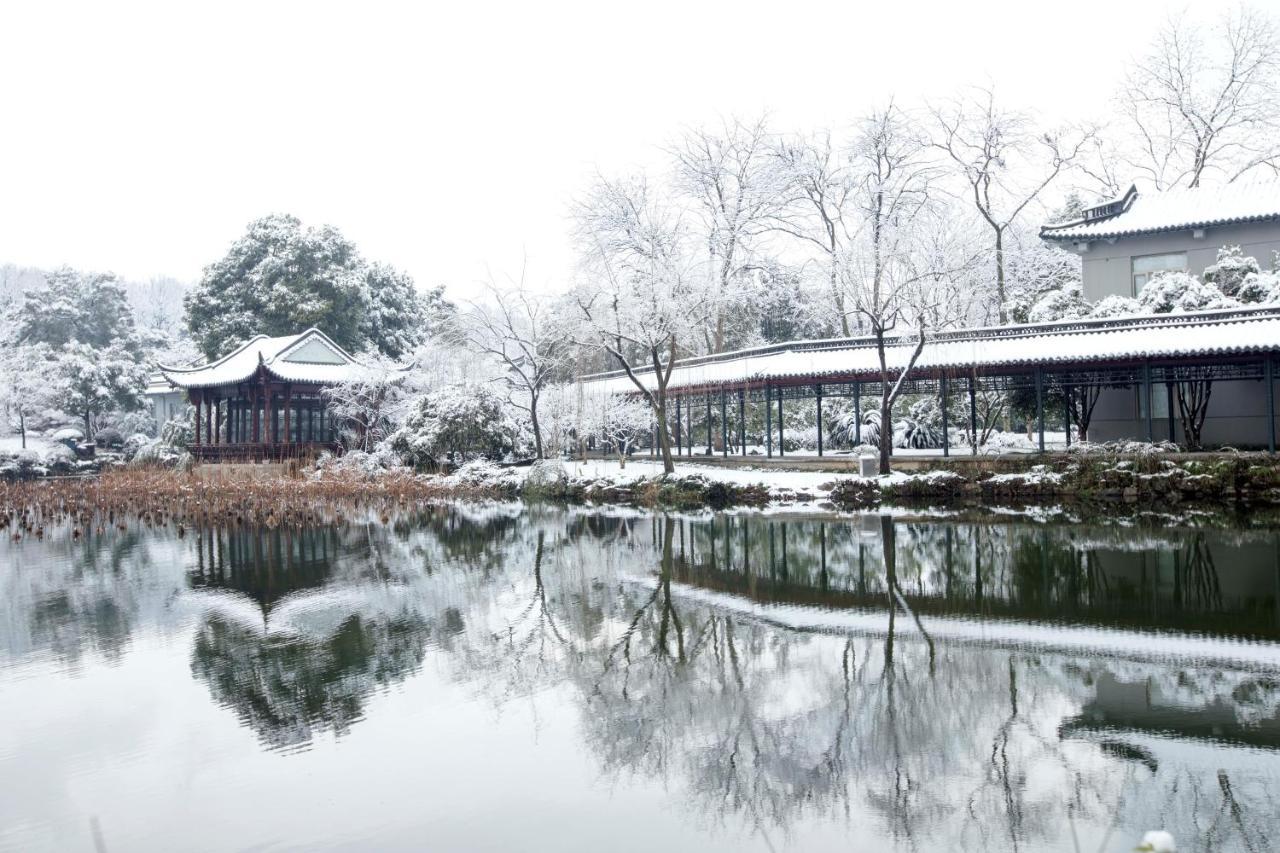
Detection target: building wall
<box><xmin>1076</xmin><ymin>221</ymin><xmax>1280</xmax><ymax>302</ymax></box>
<box><xmin>147</xmin><ymin>391</ymin><xmax>186</xmax><ymax>435</ymax></box>
<box><xmin>1088</xmin><ymin>376</ymin><xmax>1279</xmax><ymax>448</ymax></box>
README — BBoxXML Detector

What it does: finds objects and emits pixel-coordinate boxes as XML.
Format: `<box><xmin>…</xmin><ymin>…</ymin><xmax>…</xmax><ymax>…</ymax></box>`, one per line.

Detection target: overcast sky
<box><xmin>1</xmin><ymin>0</ymin><xmax>1186</xmax><ymax>298</ymax></box>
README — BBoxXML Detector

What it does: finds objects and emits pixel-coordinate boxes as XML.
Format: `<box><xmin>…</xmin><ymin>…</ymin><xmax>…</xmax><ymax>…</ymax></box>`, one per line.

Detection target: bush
<box><xmin>387</xmin><ymin>384</ymin><xmax>518</xmax><ymax>470</ymax></box>
<box><xmin>894</xmin><ymin>399</ymin><xmax>942</xmax><ymax>449</ymax></box>
<box><xmin>94</xmin><ymin>427</ymin><xmax>125</xmax><ymax>448</ymax></box>
<box><xmin>122</xmin><ymin>433</ymin><xmax>151</xmax><ymax>461</ymax></box>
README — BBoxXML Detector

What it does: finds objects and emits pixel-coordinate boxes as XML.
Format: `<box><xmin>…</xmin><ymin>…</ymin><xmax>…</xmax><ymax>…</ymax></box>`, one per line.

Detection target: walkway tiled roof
<box><xmin>583</xmin><ymin>308</ymin><xmax>1280</xmax><ymax>395</ymax></box>
<box><xmin>157</xmin><ymin>329</ymin><xmax>360</xmax><ymax>390</ymax></box>
<box><xmin>1041</xmin><ymin>178</ymin><xmax>1280</xmax><ymax>241</ymax></box>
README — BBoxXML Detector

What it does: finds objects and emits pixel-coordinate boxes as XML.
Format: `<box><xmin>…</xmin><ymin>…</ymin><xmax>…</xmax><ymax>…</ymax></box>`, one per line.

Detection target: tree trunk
<box><xmin>530</xmin><ymin>393</ymin><xmax>544</xmax><ymax>460</ymax></box>
<box><xmin>653</xmin><ymin>398</ymin><xmax>675</xmax><ymax>474</ymax></box>
<box><xmin>995</xmin><ymin>226</ymin><xmax>1007</xmax><ymax>324</ymax></box>
<box><xmin>879</xmin><ymin>394</ymin><xmax>893</xmax><ymax>476</ymax></box>
<box><xmin>18</xmin><ymin>410</ymin><xmax>25</xmax><ymax>450</ymax></box>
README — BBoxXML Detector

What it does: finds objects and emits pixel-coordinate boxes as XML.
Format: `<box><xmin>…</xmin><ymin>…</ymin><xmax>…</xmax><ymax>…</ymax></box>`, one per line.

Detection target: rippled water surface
<box><xmin>3</xmin><ymin>504</ymin><xmax>1280</xmax><ymax>852</ymax></box>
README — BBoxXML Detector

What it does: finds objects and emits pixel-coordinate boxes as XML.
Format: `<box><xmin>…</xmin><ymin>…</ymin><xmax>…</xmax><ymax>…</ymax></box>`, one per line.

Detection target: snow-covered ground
<box><xmin>0</xmin><ymin>435</ymin><xmax>57</xmax><ymax>455</ymax></box>
<box><xmin>560</xmin><ymin>458</ymin><xmax>842</xmax><ymax>492</ymax></box>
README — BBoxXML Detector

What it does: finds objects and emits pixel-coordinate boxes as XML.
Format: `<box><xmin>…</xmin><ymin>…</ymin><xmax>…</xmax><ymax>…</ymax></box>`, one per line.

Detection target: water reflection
<box><xmin>2</xmin><ymin>506</ymin><xmax>1279</xmax><ymax>851</ymax></box>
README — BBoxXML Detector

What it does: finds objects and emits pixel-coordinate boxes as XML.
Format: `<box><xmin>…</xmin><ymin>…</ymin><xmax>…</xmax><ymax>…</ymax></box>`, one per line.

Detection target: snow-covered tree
<box><xmin>322</xmin><ymin>352</ymin><xmax>412</xmax><ymax>452</ymax></box>
<box><xmin>184</xmin><ymin>214</ymin><xmax>439</xmax><ymax>360</ymax></box>
<box><xmin>931</xmin><ymin>87</ymin><xmax>1092</xmax><ymax>322</ymax></box>
<box><xmin>1003</xmin><ymin>238</ymin><xmax>1085</xmax><ymax>324</ymax></box>
<box><xmin>1088</xmin><ymin>294</ymin><xmax>1142</xmax><ymax>318</ymax></box>
<box><xmin>840</xmin><ymin>105</ymin><xmax>974</xmax><ymax>474</ymax></box>
<box><xmin>55</xmin><ymin>341</ymin><xmax>148</xmax><ymax>438</ymax></box>
<box><xmin>670</xmin><ymin>116</ymin><xmax>784</xmax><ymax>353</ymax></box>
<box><xmin>6</xmin><ymin>266</ymin><xmax>141</xmax><ymax>354</ymax></box>
<box><xmin>0</xmin><ymin>343</ymin><xmax>61</xmax><ymax>447</ymax></box>
<box><xmin>386</xmin><ymin>383</ymin><xmax>518</xmax><ymax>469</ymax></box>
<box><xmin>1116</xmin><ymin>5</ymin><xmax>1280</xmax><ymax>189</ymax></box>
<box><xmin>1026</xmin><ymin>281</ymin><xmax>1089</xmax><ymax>323</ymax></box>
<box><xmin>582</xmin><ymin>388</ymin><xmax>651</xmax><ymax>468</ymax></box>
<box><xmin>770</xmin><ymin>131</ymin><xmax>858</xmax><ymax>335</ymax></box>
<box><xmin>571</xmin><ymin>173</ymin><xmax>714</xmax><ymax>474</ymax></box>
<box><xmin>461</xmin><ymin>276</ymin><xmax>570</xmax><ymax>459</ymax></box>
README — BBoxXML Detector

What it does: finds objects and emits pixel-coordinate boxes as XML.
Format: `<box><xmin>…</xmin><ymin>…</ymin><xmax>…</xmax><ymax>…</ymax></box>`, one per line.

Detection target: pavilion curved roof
<box><xmin>158</xmin><ymin>329</ymin><xmax>361</xmax><ymax>390</ymax></box>
<box><xmin>581</xmin><ymin>307</ymin><xmax>1280</xmax><ymax>395</ymax></box>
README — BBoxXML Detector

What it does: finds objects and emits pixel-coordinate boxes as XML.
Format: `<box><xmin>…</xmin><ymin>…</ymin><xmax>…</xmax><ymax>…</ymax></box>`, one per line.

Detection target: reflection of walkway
<box><xmin>626</xmin><ymin>573</ymin><xmax>1280</xmax><ymax>671</ymax></box>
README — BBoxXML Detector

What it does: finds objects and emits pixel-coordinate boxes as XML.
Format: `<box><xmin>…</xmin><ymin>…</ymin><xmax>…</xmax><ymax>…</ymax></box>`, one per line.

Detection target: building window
<box><xmin>1132</xmin><ymin>252</ymin><xmax>1186</xmax><ymax>295</ymax></box>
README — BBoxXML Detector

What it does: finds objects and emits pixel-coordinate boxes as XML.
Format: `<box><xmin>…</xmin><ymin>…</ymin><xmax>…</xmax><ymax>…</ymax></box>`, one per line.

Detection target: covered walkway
<box><xmin>582</xmin><ymin>307</ymin><xmax>1280</xmax><ymax>457</ymax></box>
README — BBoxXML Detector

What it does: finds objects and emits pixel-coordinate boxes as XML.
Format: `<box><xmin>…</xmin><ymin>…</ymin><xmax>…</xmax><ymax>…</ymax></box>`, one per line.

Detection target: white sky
<box><xmin>0</xmin><ymin>0</ymin><xmax>1186</xmax><ymax>299</ymax></box>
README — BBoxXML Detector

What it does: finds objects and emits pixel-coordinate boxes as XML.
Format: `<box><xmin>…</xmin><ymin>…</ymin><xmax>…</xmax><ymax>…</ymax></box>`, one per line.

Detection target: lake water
<box><xmin>3</xmin><ymin>503</ymin><xmax>1280</xmax><ymax>852</ymax></box>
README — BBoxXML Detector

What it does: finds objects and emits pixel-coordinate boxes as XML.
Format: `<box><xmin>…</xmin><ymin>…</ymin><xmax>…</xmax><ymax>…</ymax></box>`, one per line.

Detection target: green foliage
<box><xmin>6</xmin><ymin>267</ymin><xmax>140</xmax><ymax>353</ymax></box>
<box><xmin>387</xmin><ymin>384</ymin><xmax>517</xmax><ymax>469</ymax></box>
<box><xmin>184</xmin><ymin>214</ymin><xmax>450</xmax><ymax>360</ymax></box>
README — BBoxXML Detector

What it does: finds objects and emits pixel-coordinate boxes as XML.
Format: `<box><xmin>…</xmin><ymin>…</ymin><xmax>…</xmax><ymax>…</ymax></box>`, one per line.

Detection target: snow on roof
<box><xmin>583</xmin><ymin>308</ymin><xmax>1280</xmax><ymax>395</ymax></box>
<box><xmin>157</xmin><ymin>329</ymin><xmax>360</xmax><ymax>390</ymax></box>
<box><xmin>1041</xmin><ymin>178</ymin><xmax>1280</xmax><ymax>241</ymax></box>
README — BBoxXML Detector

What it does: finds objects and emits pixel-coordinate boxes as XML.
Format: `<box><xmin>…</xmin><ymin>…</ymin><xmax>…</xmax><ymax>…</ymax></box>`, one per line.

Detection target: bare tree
<box><xmin>842</xmin><ymin>106</ymin><xmax>974</xmax><ymax>474</ymax></box>
<box><xmin>461</xmin><ymin>269</ymin><xmax>568</xmax><ymax>459</ymax></box>
<box><xmin>932</xmin><ymin>87</ymin><xmax>1092</xmax><ymax>322</ymax></box>
<box><xmin>670</xmin><ymin>116</ymin><xmax>784</xmax><ymax>353</ymax></box>
<box><xmin>770</xmin><ymin>130</ymin><xmax>858</xmax><ymax>336</ymax></box>
<box><xmin>1117</xmin><ymin>5</ymin><xmax>1280</xmax><ymax>189</ymax></box>
<box><xmin>572</xmin><ymin>174</ymin><xmax>714</xmax><ymax>474</ymax></box>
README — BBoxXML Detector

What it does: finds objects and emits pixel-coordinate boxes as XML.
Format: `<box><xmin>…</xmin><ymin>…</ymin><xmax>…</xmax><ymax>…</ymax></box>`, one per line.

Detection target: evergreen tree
<box><xmin>185</xmin><ymin>214</ymin><xmax>439</xmax><ymax>360</ymax></box>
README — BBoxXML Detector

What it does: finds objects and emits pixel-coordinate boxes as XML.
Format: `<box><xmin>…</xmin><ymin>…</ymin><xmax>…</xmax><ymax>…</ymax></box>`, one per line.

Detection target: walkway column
<box><xmin>941</xmin><ymin>375</ymin><xmax>950</xmax><ymax>458</ymax></box>
<box><xmin>815</xmin><ymin>384</ymin><xmax>824</xmax><ymax>457</ymax></box>
<box><xmin>1267</xmin><ymin>356</ymin><xmax>1276</xmax><ymax>454</ymax></box>
<box><xmin>720</xmin><ymin>390</ymin><xmax>728</xmax><ymax>457</ymax></box>
<box><xmin>284</xmin><ymin>385</ymin><xmax>292</xmax><ymax>445</ymax></box>
<box><xmin>1034</xmin><ymin>368</ymin><xmax>1045</xmax><ymax>452</ymax></box>
<box><xmin>1143</xmin><ymin>363</ymin><xmax>1154</xmax><ymax>442</ymax></box>
<box><xmin>968</xmin><ymin>376</ymin><xmax>978</xmax><ymax>455</ymax></box>
<box><xmin>205</xmin><ymin>396</ymin><xmax>213</xmax><ymax>449</ymax></box>
<box><xmin>674</xmin><ymin>395</ymin><xmax>682</xmax><ymax>456</ymax></box>
<box><xmin>1063</xmin><ymin>385</ymin><xmax>1072</xmax><ymax>447</ymax></box>
<box><xmin>705</xmin><ymin>395</ymin><xmax>712</xmax><ymax>454</ymax></box>
<box><xmin>854</xmin><ymin>381</ymin><xmax>862</xmax><ymax>445</ymax></box>
<box><xmin>738</xmin><ymin>390</ymin><xmax>746</xmax><ymax>455</ymax></box>
<box><xmin>765</xmin><ymin>385</ymin><xmax>772</xmax><ymax>457</ymax></box>
<box><xmin>1165</xmin><ymin>382</ymin><xmax>1176</xmax><ymax>443</ymax></box>
<box><xmin>776</xmin><ymin>388</ymin><xmax>785</xmax><ymax>457</ymax></box>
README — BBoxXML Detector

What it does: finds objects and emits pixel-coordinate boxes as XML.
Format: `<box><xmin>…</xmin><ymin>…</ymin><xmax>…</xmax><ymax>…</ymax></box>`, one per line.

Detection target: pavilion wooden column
<box><xmin>776</xmin><ymin>389</ymin><xmax>784</xmax><ymax>458</ymax></box>
<box><xmin>262</xmin><ymin>387</ymin><xmax>272</xmax><ymax>446</ymax></box>
<box><xmin>1034</xmin><ymin>368</ymin><xmax>1045</xmax><ymax>452</ymax></box>
<box><xmin>193</xmin><ymin>394</ymin><xmax>202</xmax><ymax>447</ymax></box>
<box><xmin>720</xmin><ymin>390</ymin><xmax>728</xmax><ymax>457</ymax></box>
<box><xmin>283</xmin><ymin>385</ymin><xmax>292</xmax><ymax>445</ymax></box>
<box><xmin>737</xmin><ymin>390</ymin><xmax>746</xmax><ymax>455</ymax></box>
<box><xmin>206</xmin><ymin>396</ymin><xmax>213</xmax><ymax>447</ymax></box>
<box><xmin>251</xmin><ymin>389</ymin><xmax>260</xmax><ymax>444</ymax></box>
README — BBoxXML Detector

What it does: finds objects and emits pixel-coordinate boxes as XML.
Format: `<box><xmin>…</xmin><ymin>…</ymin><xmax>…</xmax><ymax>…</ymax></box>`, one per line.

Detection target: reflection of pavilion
<box><xmin>185</xmin><ymin>525</ymin><xmax>428</xmax><ymax>751</ymax></box>
<box><xmin>1060</xmin><ymin>672</ymin><xmax>1280</xmax><ymax>751</ymax></box>
<box><xmin>188</xmin><ymin>526</ymin><xmax>339</xmax><ymax>619</ymax></box>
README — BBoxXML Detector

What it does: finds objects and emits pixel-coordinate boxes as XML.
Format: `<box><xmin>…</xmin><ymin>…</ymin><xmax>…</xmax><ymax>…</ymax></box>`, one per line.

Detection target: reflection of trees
<box><xmin>449</xmin><ymin>511</ymin><xmax>1280</xmax><ymax>852</ymax></box>
<box><xmin>190</xmin><ymin>611</ymin><xmax>428</xmax><ymax>751</ymax></box>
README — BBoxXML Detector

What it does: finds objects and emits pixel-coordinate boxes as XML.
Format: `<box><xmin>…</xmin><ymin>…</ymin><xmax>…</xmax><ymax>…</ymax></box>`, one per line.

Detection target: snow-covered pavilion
<box><xmin>581</xmin><ymin>307</ymin><xmax>1280</xmax><ymax>456</ymax></box>
<box><xmin>156</xmin><ymin>329</ymin><xmax>360</xmax><ymax>462</ymax></box>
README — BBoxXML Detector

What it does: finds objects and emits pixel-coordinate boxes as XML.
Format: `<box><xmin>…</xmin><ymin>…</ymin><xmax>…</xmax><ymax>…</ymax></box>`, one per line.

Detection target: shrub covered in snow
<box><xmin>1203</xmin><ymin>245</ymin><xmax>1260</xmax><ymax>297</ymax></box>
<box><xmin>387</xmin><ymin>383</ymin><xmax>519</xmax><ymax>470</ymax></box>
<box><xmin>1237</xmin><ymin>270</ymin><xmax>1280</xmax><ymax>305</ymax></box>
<box><xmin>1088</xmin><ymin>294</ymin><xmax>1141</xmax><ymax>318</ymax></box>
<box><xmin>894</xmin><ymin>399</ymin><xmax>942</xmax><ymax>449</ymax></box>
<box><xmin>981</xmin><ymin>430</ymin><xmax>1035</xmax><ymax>453</ymax></box>
<box><xmin>1027</xmin><ymin>282</ymin><xmax>1089</xmax><ymax>323</ymax></box>
<box><xmin>1137</xmin><ymin>271</ymin><xmax>1241</xmax><ymax>313</ymax></box>
<box><xmin>94</xmin><ymin>427</ymin><xmax>124</xmax><ymax>448</ymax></box>
<box><xmin>782</xmin><ymin>426</ymin><xmax>819</xmax><ymax>452</ymax></box>
<box><xmin>312</xmin><ymin>446</ymin><xmax>401</xmax><ymax>479</ymax></box>
<box><xmin>122</xmin><ymin>433</ymin><xmax>151</xmax><ymax>461</ymax></box>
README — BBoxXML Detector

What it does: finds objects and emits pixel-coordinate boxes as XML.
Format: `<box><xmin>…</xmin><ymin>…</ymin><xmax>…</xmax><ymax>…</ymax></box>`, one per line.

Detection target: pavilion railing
<box><xmin>189</xmin><ymin>442</ymin><xmax>341</xmax><ymax>463</ymax></box>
